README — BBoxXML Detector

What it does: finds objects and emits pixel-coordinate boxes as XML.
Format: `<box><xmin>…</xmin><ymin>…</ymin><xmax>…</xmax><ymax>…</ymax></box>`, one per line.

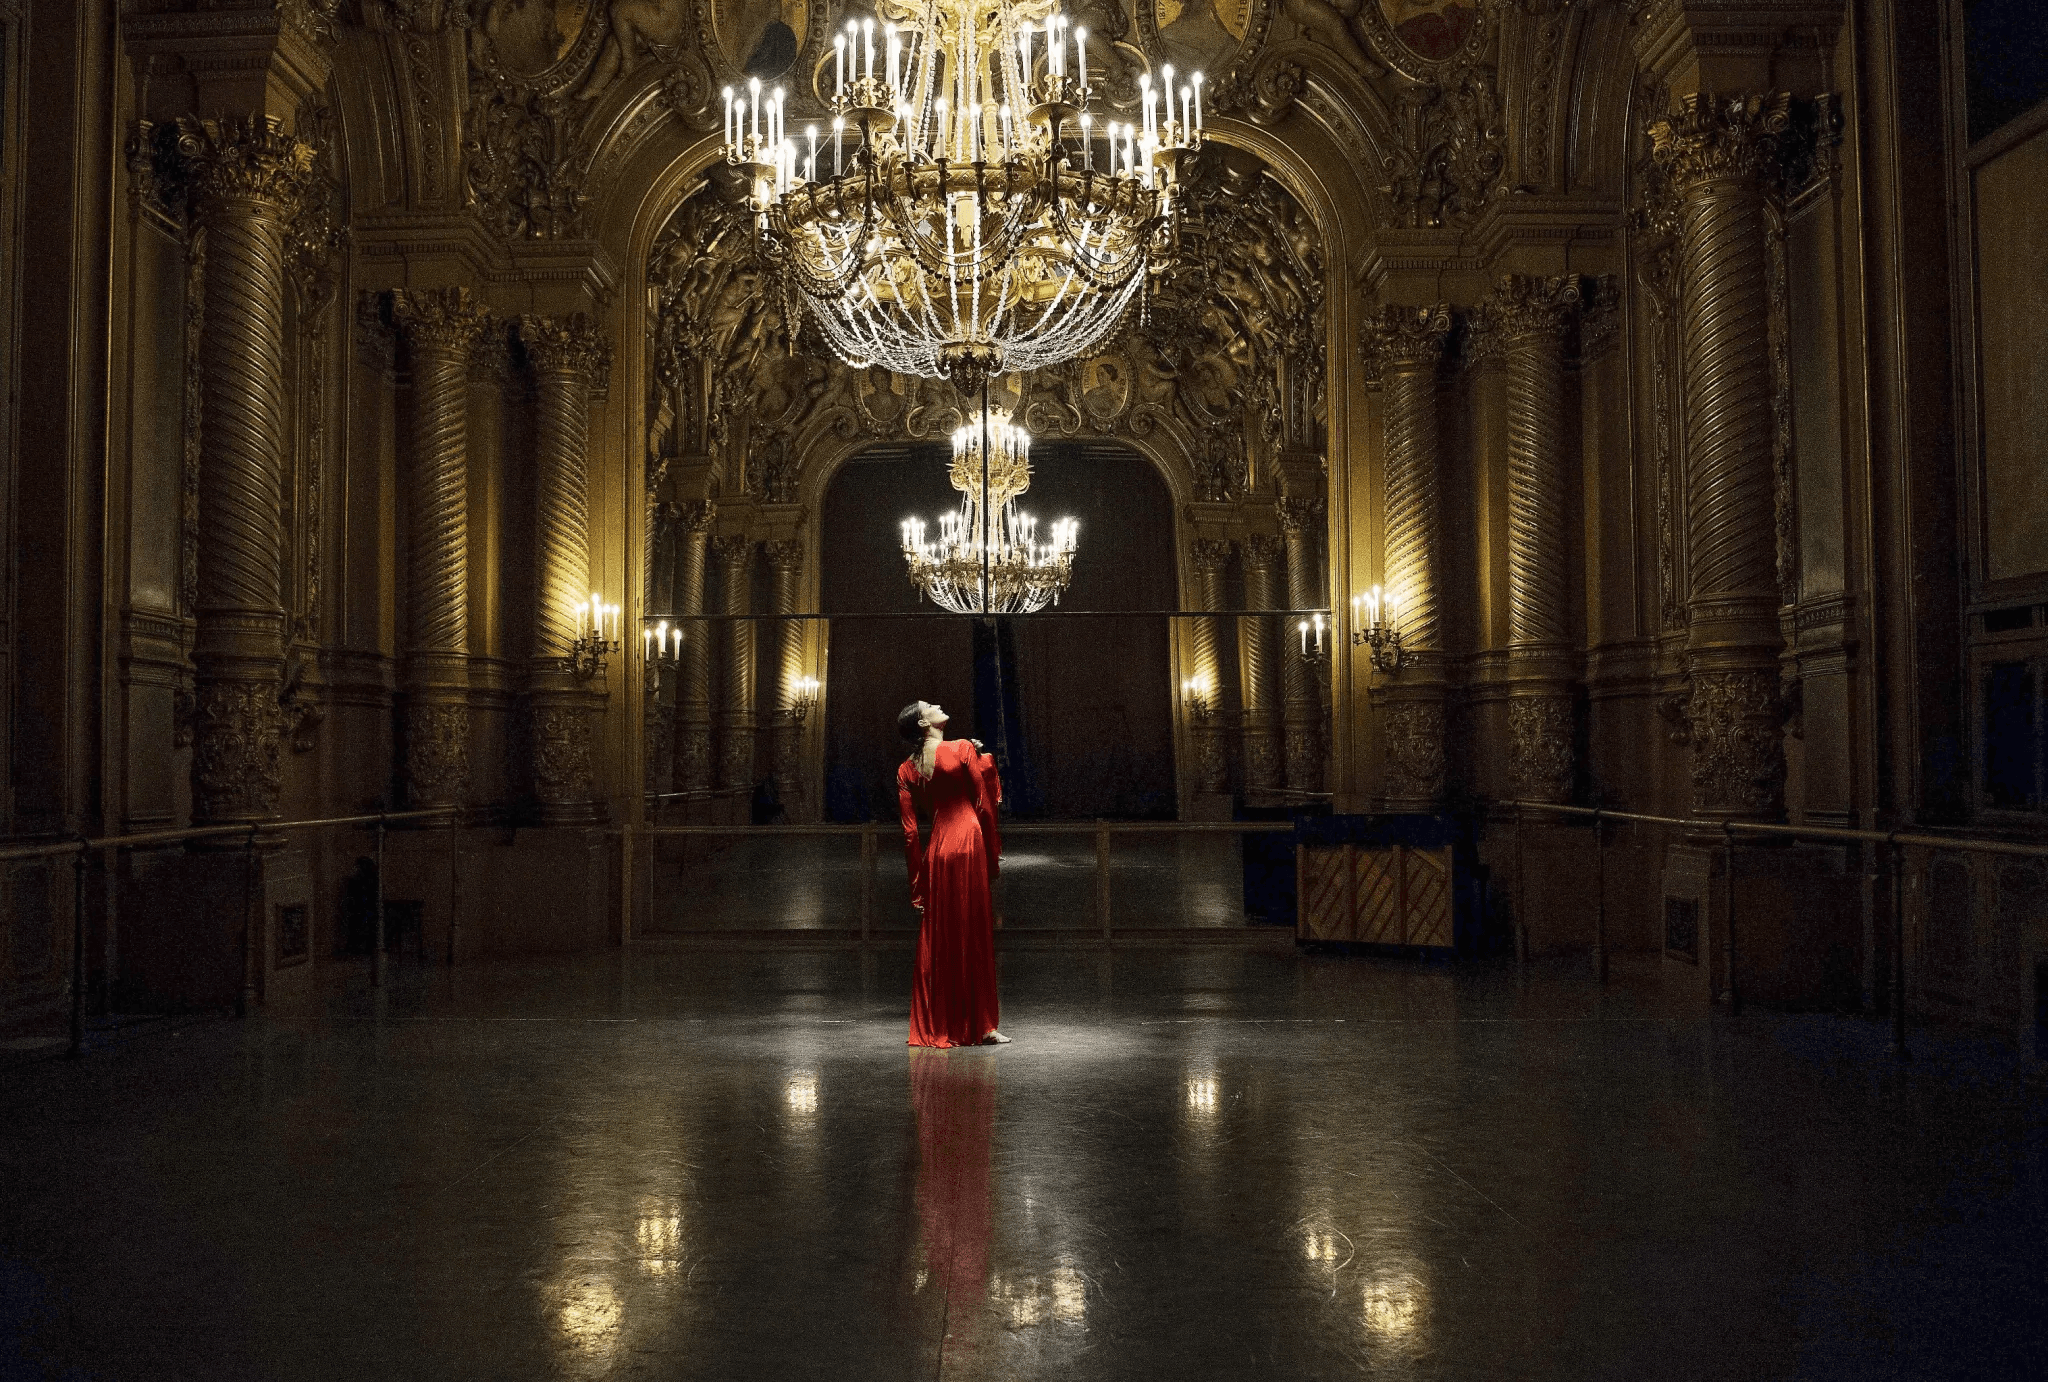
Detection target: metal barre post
<box><xmin>1721</xmin><ymin>821</ymin><xmax>1739</xmax><ymax>1015</ymax></box>
<box><xmin>372</xmin><ymin>816</ymin><xmax>386</xmax><ymax>990</ymax></box>
<box><xmin>1891</xmin><ymin>837</ymin><xmax>1911</xmax><ymax>1062</ymax></box>
<box><xmin>1593</xmin><ymin>808</ymin><xmax>1608</xmax><ymax>985</ymax></box>
<box><xmin>239</xmin><ymin>826</ymin><xmax>258</xmax><ymax>1019</ymax></box>
<box><xmin>68</xmin><ymin>846</ymin><xmax>86</xmax><ymax>1058</ymax></box>
<box><xmin>1096</xmin><ymin>827</ymin><xmax>1112</xmax><ymax>942</ymax></box>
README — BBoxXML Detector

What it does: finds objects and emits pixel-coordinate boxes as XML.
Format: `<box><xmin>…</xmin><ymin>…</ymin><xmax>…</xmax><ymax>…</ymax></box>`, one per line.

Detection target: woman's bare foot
<box><xmin>982</xmin><ymin>1030</ymin><xmax>1012</xmax><ymax>1045</ymax></box>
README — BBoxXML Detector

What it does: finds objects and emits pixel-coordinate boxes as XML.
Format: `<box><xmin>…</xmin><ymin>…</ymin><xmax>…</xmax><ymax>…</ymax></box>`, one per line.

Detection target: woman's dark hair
<box><xmin>897</xmin><ymin>702</ymin><xmax>927</xmax><ymax>745</ymax></box>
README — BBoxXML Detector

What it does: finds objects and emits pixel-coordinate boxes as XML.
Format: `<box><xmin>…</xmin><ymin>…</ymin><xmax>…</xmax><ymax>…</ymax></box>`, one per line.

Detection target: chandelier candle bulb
<box><xmin>1076</xmin><ymin>27</ymin><xmax>1088</xmax><ymax>94</ymax></box>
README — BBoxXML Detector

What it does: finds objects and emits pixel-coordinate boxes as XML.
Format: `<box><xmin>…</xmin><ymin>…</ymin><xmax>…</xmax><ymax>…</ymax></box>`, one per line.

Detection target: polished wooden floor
<box><xmin>3</xmin><ymin>945</ymin><xmax>2044</xmax><ymax>1380</ymax></box>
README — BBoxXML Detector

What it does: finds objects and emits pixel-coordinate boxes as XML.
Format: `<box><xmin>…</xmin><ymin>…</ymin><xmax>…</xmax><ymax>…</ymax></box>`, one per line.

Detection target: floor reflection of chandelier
<box><xmin>901</xmin><ymin>409</ymin><xmax>1078</xmax><ymax>614</ymax></box>
<box><xmin>722</xmin><ymin>0</ymin><xmax>1205</xmax><ymax>385</ymax></box>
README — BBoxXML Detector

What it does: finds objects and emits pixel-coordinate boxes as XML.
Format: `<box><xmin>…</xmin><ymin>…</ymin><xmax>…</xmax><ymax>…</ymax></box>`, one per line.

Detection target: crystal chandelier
<box><xmin>721</xmin><ymin>0</ymin><xmax>1206</xmax><ymax>385</ymax></box>
<box><xmin>901</xmin><ymin>408</ymin><xmax>1078</xmax><ymax>614</ymax></box>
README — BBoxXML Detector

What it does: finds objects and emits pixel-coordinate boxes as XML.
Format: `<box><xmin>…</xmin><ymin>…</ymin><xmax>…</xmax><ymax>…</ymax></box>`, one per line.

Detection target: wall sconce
<box><xmin>568</xmin><ymin>592</ymin><xmax>621</xmax><ymax>680</ymax></box>
<box><xmin>642</xmin><ymin>620</ymin><xmax>683</xmax><ymax>664</ymax></box>
<box><xmin>1296</xmin><ymin>613</ymin><xmax>1329</xmax><ymax>667</ymax></box>
<box><xmin>1182</xmin><ymin>675</ymin><xmax>1213</xmax><ymax>720</ymax></box>
<box><xmin>788</xmin><ymin>675</ymin><xmax>821</xmax><ymax>724</ymax></box>
<box><xmin>1351</xmin><ymin>585</ymin><xmax>1406</xmax><ymax>675</ymax></box>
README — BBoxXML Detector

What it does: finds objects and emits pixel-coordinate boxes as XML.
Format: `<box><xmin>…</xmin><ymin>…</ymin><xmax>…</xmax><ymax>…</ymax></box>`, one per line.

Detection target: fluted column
<box><xmin>672</xmin><ymin>502</ymin><xmax>717</xmax><ymax>792</ymax></box>
<box><xmin>519</xmin><ymin>313</ymin><xmax>609</xmax><ymax>824</ymax></box>
<box><xmin>1360</xmin><ymin>304</ymin><xmax>1453</xmax><ymax>811</ymax></box>
<box><xmin>1651</xmin><ymin>93</ymin><xmax>1793</xmax><ymax>822</ymax></box>
<box><xmin>764</xmin><ymin>539</ymin><xmax>808</xmax><ymax>806</ymax></box>
<box><xmin>391</xmin><ymin>288</ymin><xmax>489</xmax><ymax>817</ymax></box>
<box><xmin>1186</xmin><ymin>539</ymin><xmax>1233</xmax><ymax>796</ymax></box>
<box><xmin>1480</xmin><ymin>275</ymin><xmax>1582</xmax><ymax>804</ymax></box>
<box><xmin>1237</xmin><ymin>534</ymin><xmax>1285</xmax><ymax>792</ymax></box>
<box><xmin>712</xmin><ymin>535</ymin><xmax>757</xmax><ymax>792</ymax></box>
<box><xmin>178</xmin><ymin>116</ymin><xmax>312</xmax><ymax>827</ymax></box>
<box><xmin>1278</xmin><ymin>496</ymin><xmax>1327</xmax><ymax>793</ymax></box>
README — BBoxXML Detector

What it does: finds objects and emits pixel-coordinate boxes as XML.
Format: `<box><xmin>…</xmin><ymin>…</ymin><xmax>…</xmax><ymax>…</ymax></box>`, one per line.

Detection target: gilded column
<box><xmin>1237</xmin><ymin>534</ymin><xmax>1285</xmax><ymax>792</ymax></box>
<box><xmin>1650</xmin><ymin>93</ymin><xmax>1793</xmax><ymax>821</ymax></box>
<box><xmin>712</xmin><ymin>535</ymin><xmax>757</xmax><ymax>792</ymax></box>
<box><xmin>391</xmin><ymin>288</ymin><xmax>489</xmax><ymax>817</ymax></box>
<box><xmin>672</xmin><ymin>502</ymin><xmax>717</xmax><ymax>793</ymax></box>
<box><xmin>1480</xmin><ymin>275</ymin><xmax>1582</xmax><ymax>805</ymax></box>
<box><xmin>1360</xmin><ymin>304</ymin><xmax>1453</xmax><ymax>811</ymax></box>
<box><xmin>519</xmin><ymin>313</ymin><xmax>609</xmax><ymax>824</ymax></box>
<box><xmin>1278</xmin><ymin>496</ymin><xmax>1327</xmax><ymax>794</ymax></box>
<box><xmin>178</xmin><ymin>116</ymin><xmax>312</xmax><ymax>827</ymax></box>
<box><xmin>1187</xmin><ymin>539</ymin><xmax>1233</xmax><ymax>796</ymax></box>
<box><xmin>765</xmin><ymin>539</ymin><xmax>808</xmax><ymax>806</ymax></box>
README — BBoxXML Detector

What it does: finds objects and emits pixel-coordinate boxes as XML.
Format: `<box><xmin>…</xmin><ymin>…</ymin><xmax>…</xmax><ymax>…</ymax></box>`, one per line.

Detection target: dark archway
<box><xmin>819</xmin><ymin>442</ymin><xmax>1178</xmax><ymax>821</ymax></box>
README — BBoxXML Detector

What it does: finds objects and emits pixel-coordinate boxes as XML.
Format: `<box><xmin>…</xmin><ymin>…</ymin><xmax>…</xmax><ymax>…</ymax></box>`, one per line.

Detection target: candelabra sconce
<box><xmin>567</xmin><ymin>593</ymin><xmax>622</xmax><ymax>681</ymax></box>
<box><xmin>1350</xmin><ymin>586</ymin><xmax>1407</xmax><ymax>676</ymax></box>
<box><xmin>1181</xmin><ymin>675</ymin><xmax>1213</xmax><ymax>721</ymax></box>
<box><xmin>642</xmin><ymin>620</ymin><xmax>684</xmax><ymax>690</ymax></box>
<box><xmin>1295</xmin><ymin>613</ymin><xmax>1329</xmax><ymax>668</ymax></box>
<box><xmin>787</xmin><ymin>676</ymin><xmax>821</xmax><ymax>725</ymax></box>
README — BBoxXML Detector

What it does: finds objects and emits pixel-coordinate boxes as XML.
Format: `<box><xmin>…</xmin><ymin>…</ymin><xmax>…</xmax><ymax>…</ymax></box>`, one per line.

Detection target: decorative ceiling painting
<box><xmin>474</xmin><ymin>0</ymin><xmax>597</xmax><ymax>77</ymax></box>
<box><xmin>1146</xmin><ymin>0</ymin><xmax>1251</xmax><ymax>75</ymax></box>
<box><xmin>1359</xmin><ymin>0</ymin><xmax>1487</xmax><ymax>74</ymax></box>
<box><xmin>1380</xmin><ymin>0</ymin><xmax>1474</xmax><ymax>61</ymax></box>
<box><xmin>713</xmin><ymin>0</ymin><xmax>808</xmax><ymax>81</ymax></box>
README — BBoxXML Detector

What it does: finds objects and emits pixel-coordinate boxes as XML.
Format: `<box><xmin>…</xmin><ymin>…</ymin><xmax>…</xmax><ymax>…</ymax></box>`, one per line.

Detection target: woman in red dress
<box><xmin>897</xmin><ymin>701</ymin><xmax>1009</xmax><ymax>1047</ymax></box>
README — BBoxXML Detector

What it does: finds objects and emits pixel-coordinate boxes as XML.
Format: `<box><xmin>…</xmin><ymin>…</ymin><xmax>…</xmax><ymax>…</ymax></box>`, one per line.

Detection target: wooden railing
<box><xmin>617</xmin><ymin>819</ymin><xmax>1298</xmax><ymax>947</ymax></box>
<box><xmin>0</xmin><ymin>808</ymin><xmax>455</xmax><ymax>1057</ymax></box>
<box><xmin>1502</xmin><ymin>799</ymin><xmax>2048</xmax><ymax>1061</ymax></box>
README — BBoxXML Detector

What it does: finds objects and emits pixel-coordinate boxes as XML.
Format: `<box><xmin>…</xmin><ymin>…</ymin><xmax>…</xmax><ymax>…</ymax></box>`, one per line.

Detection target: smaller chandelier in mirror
<box><xmin>901</xmin><ymin>408</ymin><xmax>1078</xmax><ymax>614</ymax></box>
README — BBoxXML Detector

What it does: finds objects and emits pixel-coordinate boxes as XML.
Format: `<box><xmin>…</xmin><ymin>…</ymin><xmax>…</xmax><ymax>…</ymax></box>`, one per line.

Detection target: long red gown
<box><xmin>898</xmin><ymin>739</ymin><xmax>1002</xmax><ymax>1048</ymax></box>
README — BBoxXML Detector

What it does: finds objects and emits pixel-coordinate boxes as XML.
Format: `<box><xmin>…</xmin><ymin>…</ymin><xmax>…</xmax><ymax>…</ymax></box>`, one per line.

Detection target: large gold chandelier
<box><xmin>901</xmin><ymin>409</ymin><xmax>1078</xmax><ymax>614</ymax></box>
<box><xmin>720</xmin><ymin>0</ymin><xmax>1206</xmax><ymax>385</ymax></box>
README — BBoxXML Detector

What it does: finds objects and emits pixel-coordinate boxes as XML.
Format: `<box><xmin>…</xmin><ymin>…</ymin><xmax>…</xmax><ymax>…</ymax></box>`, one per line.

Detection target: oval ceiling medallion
<box><xmin>482</xmin><ymin>0</ymin><xmax>596</xmax><ymax>79</ymax></box>
<box><xmin>715</xmin><ymin>0</ymin><xmax>809</xmax><ymax>82</ymax></box>
<box><xmin>1377</xmin><ymin>0</ymin><xmax>1477</xmax><ymax>64</ymax></box>
<box><xmin>1151</xmin><ymin>0</ymin><xmax>1252</xmax><ymax>76</ymax></box>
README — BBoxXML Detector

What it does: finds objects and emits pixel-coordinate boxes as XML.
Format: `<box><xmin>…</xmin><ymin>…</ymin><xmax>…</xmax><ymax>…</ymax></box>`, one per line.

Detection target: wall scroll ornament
<box><xmin>1379</xmin><ymin>67</ymin><xmax>1505</xmax><ymax>229</ymax></box>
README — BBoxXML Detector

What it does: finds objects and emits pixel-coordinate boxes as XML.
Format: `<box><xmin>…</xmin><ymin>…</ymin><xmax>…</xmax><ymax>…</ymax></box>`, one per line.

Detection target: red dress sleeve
<box><xmin>974</xmin><ymin>747</ymin><xmax>1002</xmax><ymax>881</ymax></box>
<box><xmin>897</xmin><ymin>760</ymin><xmax>926</xmax><ymax>909</ymax></box>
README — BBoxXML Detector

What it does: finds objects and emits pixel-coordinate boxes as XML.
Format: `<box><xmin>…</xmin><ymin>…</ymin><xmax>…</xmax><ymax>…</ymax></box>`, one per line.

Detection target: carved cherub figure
<box><xmin>1276</xmin><ymin>0</ymin><xmax>1383</xmax><ymax>78</ymax></box>
<box><xmin>578</xmin><ymin>0</ymin><xmax>693</xmax><ymax>99</ymax></box>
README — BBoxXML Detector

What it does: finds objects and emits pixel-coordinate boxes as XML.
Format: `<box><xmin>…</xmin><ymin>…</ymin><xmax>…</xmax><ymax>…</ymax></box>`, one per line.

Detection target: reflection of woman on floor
<box><xmin>897</xmin><ymin>701</ymin><xmax>1009</xmax><ymax>1047</ymax></box>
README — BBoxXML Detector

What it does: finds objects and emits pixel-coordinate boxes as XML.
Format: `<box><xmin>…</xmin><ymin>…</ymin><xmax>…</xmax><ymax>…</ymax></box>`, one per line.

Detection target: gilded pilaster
<box><xmin>712</xmin><ymin>535</ymin><xmax>757</xmax><ymax>793</ymax></box>
<box><xmin>672</xmin><ymin>502</ymin><xmax>717</xmax><ymax>793</ymax></box>
<box><xmin>1278</xmin><ymin>496</ymin><xmax>1327</xmax><ymax>794</ymax></box>
<box><xmin>1187</xmin><ymin>538</ymin><xmax>1233</xmax><ymax>797</ymax></box>
<box><xmin>765</xmin><ymin>539</ymin><xmax>807</xmax><ymax>806</ymax></box>
<box><xmin>518</xmin><ymin>312</ymin><xmax>610</xmax><ymax>823</ymax></box>
<box><xmin>177</xmin><ymin>115</ymin><xmax>314</xmax><ymax>827</ymax></box>
<box><xmin>1360</xmin><ymin>304</ymin><xmax>1453</xmax><ymax>811</ymax></box>
<box><xmin>1237</xmin><ymin>534</ymin><xmax>1285</xmax><ymax>793</ymax></box>
<box><xmin>391</xmin><ymin>287</ymin><xmax>489</xmax><ymax>815</ymax></box>
<box><xmin>1478</xmin><ymin>274</ymin><xmax>1582</xmax><ymax>804</ymax></box>
<box><xmin>1650</xmin><ymin>93</ymin><xmax>1793</xmax><ymax>821</ymax></box>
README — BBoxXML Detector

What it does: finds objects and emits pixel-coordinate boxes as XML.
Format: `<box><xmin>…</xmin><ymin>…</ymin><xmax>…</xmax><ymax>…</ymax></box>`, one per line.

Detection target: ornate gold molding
<box><xmin>172</xmin><ymin>114</ymin><xmax>316</xmax><ymax>218</ymax></box>
<box><xmin>1380</xmin><ymin>697</ymin><xmax>1448</xmax><ymax>811</ymax></box>
<box><xmin>1648</xmin><ymin>92</ymin><xmax>1794</xmax><ymax>193</ymax></box>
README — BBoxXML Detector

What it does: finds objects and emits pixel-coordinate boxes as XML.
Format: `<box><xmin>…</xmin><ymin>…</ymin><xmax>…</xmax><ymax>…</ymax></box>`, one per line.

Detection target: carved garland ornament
<box><xmin>1381</xmin><ymin>698</ymin><xmax>1448</xmax><ymax>806</ymax></box>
